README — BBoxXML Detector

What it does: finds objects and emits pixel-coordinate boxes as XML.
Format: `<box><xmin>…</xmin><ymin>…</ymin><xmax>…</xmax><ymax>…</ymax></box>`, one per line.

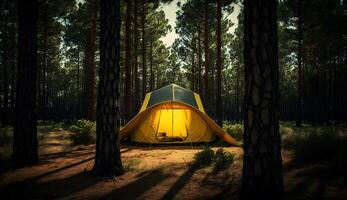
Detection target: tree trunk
<box><xmin>149</xmin><ymin>38</ymin><xmax>154</xmax><ymax>91</ymax></box>
<box><xmin>93</xmin><ymin>0</ymin><xmax>123</xmax><ymax>177</ymax></box>
<box><xmin>10</xmin><ymin>16</ymin><xmax>16</xmax><ymax>124</ymax></box>
<box><xmin>242</xmin><ymin>0</ymin><xmax>282</xmax><ymax>198</ymax></box>
<box><xmin>13</xmin><ymin>0</ymin><xmax>38</xmax><ymax>165</ymax></box>
<box><xmin>215</xmin><ymin>0</ymin><xmax>222</xmax><ymax>126</ymax></box>
<box><xmin>236</xmin><ymin>60</ymin><xmax>240</xmax><ymax>123</ymax></box>
<box><xmin>124</xmin><ymin>0</ymin><xmax>132</xmax><ymax>122</ymax></box>
<box><xmin>203</xmin><ymin>0</ymin><xmax>209</xmax><ymax>114</ymax></box>
<box><xmin>191</xmin><ymin>39</ymin><xmax>195</xmax><ymax>91</ymax></box>
<box><xmin>2</xmin><ymin>23</ymin><xmax>9</xmax><ymax>125</ymax></box>
<box><xmin>141</xmin><ymin>0</ymin><xmax>147</xmax><ymax>99</ymax></box>
<box><xmin>296</xmin><ymin>0</ymin><xmax>303</xmax><ymax>127</ymax></box>
<box><xmin>197</xmin><ymin>20</ymin><xmax>202</xmax><ymax>95</ymax></box>
<box><xmin>83</xmin><ymin>0</ymin><xmax>97</xmax><ymax>121</ymax></box>
<box><xmin>133</xmin><ymin>0</ymin><xmax>140</xmax><ymax>114</ymax></box>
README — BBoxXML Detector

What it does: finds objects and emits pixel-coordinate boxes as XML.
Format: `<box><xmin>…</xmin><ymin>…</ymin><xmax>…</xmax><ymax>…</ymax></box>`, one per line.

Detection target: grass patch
<box><xmin>123</xmin><ymin>158</ymin><xmax>141</xmax><ymax>172</ymax></box>
<box><xmin>0</xmin><ymin>126</ymin><xmax>13</xmax><ymax>160</ymax></box>
<box><xmin>212</xmin><ymin>148</ymin><xmax>234</xmax><ymax>173</ymax></box>
<box><xmin>192</xmin><ymin>145</ymin><xmax>215</xmax><ymax>168</ymax></box>
<box><xmin>192</xmin><ymin>146</ymin><xmax>234</xmax><ymax>172</ymax></box>
<box><xmin>293</xmin><ymin>129</ymin><xmax>347</xmax><ymax>164</ymax></box>
<box><xmin>223</xmin><ymin>122</ymin><xmax>243</xmax><ymax>142</ymax></box>
<box><xmin>69</xmin><ymin>119</ymin><xmax>96</xmax><ymax>145</ymax></box>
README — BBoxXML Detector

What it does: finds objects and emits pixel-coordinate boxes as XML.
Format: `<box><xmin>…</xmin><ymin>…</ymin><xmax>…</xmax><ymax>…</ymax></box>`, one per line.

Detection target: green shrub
<box><xmin>293</xmin><ymin>128</ymin><xmax>347</xmax><ymax>166</ymax></box>
<box><xmin>223</xmin><ymin>122</ymin><xmax>243</xmax><ymax>142</ymax></box>
<box><xmin>192</xmin><ymin>145</ymin><xmax>215</xmax><ymax>168</ymax></box>
<box><xmin>69</xmin><ymin>120</ymin><xmax>96</xmax><ymax>145</ymax></box>
<box><xmin>192</xmin><ymin>146</ymin><xmax>234</xmax><ymax>171</ymax></box>
<box><xmin>213</xmin><ymin>148</ymin><xmax>234</xmax><ymax>172</ymax></box>
<box><xmin>280</xmin><ymin>126</ymin><xmax>296</xmax><ymax>149</ymax></box>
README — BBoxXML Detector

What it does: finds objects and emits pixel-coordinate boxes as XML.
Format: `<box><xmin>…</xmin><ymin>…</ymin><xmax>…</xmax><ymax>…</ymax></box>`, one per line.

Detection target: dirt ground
<box><xmin>0</xmin><ymin>129</ymin><xmax>346</xmax><ymax>200</ymax></box>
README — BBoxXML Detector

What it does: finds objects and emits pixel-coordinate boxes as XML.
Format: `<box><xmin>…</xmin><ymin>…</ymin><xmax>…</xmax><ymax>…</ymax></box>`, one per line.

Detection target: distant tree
<box><xmin>83</xmin><ymin>0</ymin><xmax>97</xmax><ymax>121</ymax></box>
<box><xmin>12</xmin><ymin>0</ymin><xmax>38</xmax><ymax>165</ymax></box>
<box><xmin>93</xmin><ymin>0</ymin><xmax>123</xmax><ymax>176</ymax></box>
<box><xmin>215</xmin><ymin>0</ymin><xmax>222</xmax><ymax>125</ymax></box>
<box><xmin>242</xmin><ymin>0</ymin><xmax>282</xmax><ymax>199</ymax></box>
<box><xmin>203</xmin><ymin>0</ymin><xmax>210</xmax><ymax>114</ymax></box>
<box><xmin>124</xmin><ymin>0</ymin><xmax>132</xmax><ymax>122</ymax></box>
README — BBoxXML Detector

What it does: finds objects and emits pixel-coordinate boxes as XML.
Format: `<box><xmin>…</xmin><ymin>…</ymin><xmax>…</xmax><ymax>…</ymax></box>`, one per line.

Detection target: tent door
<box><xmin>155</xmin><ymin>107</ymin><xmax>189</xmax><ymax>142</ymax></box>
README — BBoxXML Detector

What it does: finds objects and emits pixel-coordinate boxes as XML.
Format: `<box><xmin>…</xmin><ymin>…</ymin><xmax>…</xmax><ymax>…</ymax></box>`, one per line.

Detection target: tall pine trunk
<box><xmin>242</xmin><ymin>0</ymin><xmax>282</xmax><ymax>198</ymax></box>
<box><xmin>296</xmin><ymin>0</ymin><xmax>303</xmax><ymax>127</ymax></box>
<box><xmin>203</xmin><ymin>0</ymin><xmax>209</xmax><ymax>114</ymax></box>
<box><xmin>83</xmin><ymin>0</ymin><xmax>97</xmax><ymax>121</ymax></box>
<box><xmin>93</xmin><ymin>0</ymin><xmax>123</xmax><ymax>177</ymax></box>
<box><xmin>141</xmin><ymin>0</ymin><xmax>147</xmax><ymax>99</ymax></box>
<box><xmin>215</xmin><ymin>0</ymin><xmax>222</xmax><ymax>125</ymax></box>
<box><xmin>149</xmin><ymin>38</ymin><xmax>154</xmax><ymax>91</ymax></box>
<box><xmin>124</xmin><ymin>0</ymin><xmax>132</xmax><ymax>122</ymax></box>
<box><xmin>13</xmin><ymin>0</ymin><xmax>38</xmax><ymax>165</ymax></box>
<box><xmin>197</xmin><ymin>21</ymin><xmax>202</xmax><ymax>95</ymax></box>
<box><xmin>133</xmin><ymin>0</ymin><xmax>140</xmax><ymax>114</ymax></box>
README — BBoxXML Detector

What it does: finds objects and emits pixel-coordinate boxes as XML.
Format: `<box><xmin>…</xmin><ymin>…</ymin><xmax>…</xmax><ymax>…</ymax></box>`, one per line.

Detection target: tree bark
<box><xmin>2</xmin><ymin>21</ymin><xmax>9</xmax><ymax>125</ymax></box>
<box><xmin>296</xmin><ymin>0</ymin><xmax>303</xmax><ymax>127</ymax></box>
<box><xmin>236</xmin><ymin>60</ymin><xmax>240</xmax><ymax>123</ymax></box>
<box><xmin>149</xmin><ymin>38</ymin><xmax>154</xmax><ymax>91</ymax></box>
<box><xmin>124</xmin><ymin>0</ymin><xmax>132</xmax><ymax>122</ymax></box>
<box><xmin>215</xmin><ymin>0</ymin><xmax>222</xmax><ymax>126</ymax></box>
<box><xmin>83</xmin><ymin>0</ymin><xmax>97</xmax><ymax>121</ymax></box>
<box><xmin>13</xmin><ymin>0</ymin><xmax>38</xmax><ymax>165</ymax></box>
<box><xmin>191</xmin><ymin>39</ymin><xmax>195</xmax><ymax>91</ymax></box>
<box><xmin>197</xmin><ymin>20</ymin><xmax>202</xmax><ymax>95</ymax></box>
<box><xmin>133</xmin><ymin>0</ymin><xmax>140</xmax><ymax>114</ymax></box>
<box><xmin>242</xmin><ymin>0</ymin><xmax>282</xmax><ymax>198</ymax></box>
<box><xmin>141</xmin><ymin>0</ymin><xmax>147</xmax><ymax>99</ymax></box>
<box><xmin>203</xmin><ymin>0</ymin><xmax>209</xmax><ymax>114</ymax></box>
<box><xmin>93</xmin><ymin>0</ymin><xmax>123</xmax><ymax>177</ymax></box>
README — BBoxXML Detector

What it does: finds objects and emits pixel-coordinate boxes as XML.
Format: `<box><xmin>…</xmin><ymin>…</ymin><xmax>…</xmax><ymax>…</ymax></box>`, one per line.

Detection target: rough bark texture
<box><xmin>191</xmin><ymin>39</ymin><xmax>195</xmax><ymax>91</ymax></box>
<box><xmin>83</xmin><ymin>0</ymin><xmax>97</xmax><ymax>121</ymax></box>
<box><xmin>203</xmin><ymin>0</ymin><xmax>209</xmax><ymax>114</ymax></box>
<box><xmin>133</xmin><ymin>0</ymin><xmax>140</xmax><ymax>115</ymax></box>
<box><xmin>13</xmin><ymin>0</ymin><xmax>38</xmax><ymax>165</ymax></box>
<box><xmin>141</xmin><ymin>0</ymin><xmax>147</xmax><ymax>99</ymax></box>
<box><xmin>215</xmin><ymin>0</ymin><xmax>222</xmax><ymax>125</ymax></box>
<box><xmin>296</xmin><ymin>0</ymin><xmax>303</xmax><ymax>127</ymax></box>
<box><xmin>124</xmin><ymin>0</ymin><xmax>132</xmax><ymax>122</ymax></box>
<box><xmin>149</xmin><ymin>39</ymin><xmax>154</xmax><ymax>91</ymax></box>
<box><xmin>93</xmin><ymin>0</ymin><xmax>123</xmax><ymax>177</ymax></box>
<box><xmin>197</xmin><ymin>21</ymin><xmax>202</xmax><ymax>95</ymax></box>
<box><xmin>242</xmin><ymin>0</ymin><xmax>283</xmax><ymax>199</ymax></box>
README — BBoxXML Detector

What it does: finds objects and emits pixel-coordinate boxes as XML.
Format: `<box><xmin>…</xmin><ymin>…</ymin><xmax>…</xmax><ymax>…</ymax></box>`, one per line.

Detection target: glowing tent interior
<box><xmin>120</xmin><ymin>84</ymin><xmax>238</xmax><ymax>145</ymax></box>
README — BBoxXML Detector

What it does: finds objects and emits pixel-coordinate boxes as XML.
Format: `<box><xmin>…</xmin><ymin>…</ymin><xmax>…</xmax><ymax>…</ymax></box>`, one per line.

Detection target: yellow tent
<box><xmin>120</xmin><ymin>84</ymin><xmax>238</xmax><ymax>145</ymax></box>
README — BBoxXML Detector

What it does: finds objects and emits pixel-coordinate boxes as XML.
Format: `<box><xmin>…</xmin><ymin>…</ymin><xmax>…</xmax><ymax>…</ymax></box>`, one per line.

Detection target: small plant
<box><xmin>280</xmin><ymin>126</ymin><xmax>296</xmax><ymax>149</ymax></box>
<box><xmin>192</xmin><ymin>146</ymin><xmax>234</xmax><ymax>171</ymax></box>
<box><xmin>223</xmin><ymin>122</ymin><xmax>243</xmax><ymax>142</ymax></box>
<box><xmin>69</xmin><ymin>119</ymin><xmax>96</xmax><ymax>145</ymax></box>
<box><xmin>213</xmin><ymin>148</ymin><xmax>234</xmax><ymax>172</ymax></box>
<box><xmin>192</xmin><ymin>145</ymin><xmax>215</xmax><ymax>168</ymax></box>
<box><xmin>123</xmin><ymin>158</ymin><xmax>141</xmax><ymax>172</ymax></box>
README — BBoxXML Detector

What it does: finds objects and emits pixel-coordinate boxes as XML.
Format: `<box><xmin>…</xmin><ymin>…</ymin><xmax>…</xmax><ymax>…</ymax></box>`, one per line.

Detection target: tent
<box><xmin>120</xmin><ymin>84</ymin><xmax>238</xmax><ymax>145</ymax></box>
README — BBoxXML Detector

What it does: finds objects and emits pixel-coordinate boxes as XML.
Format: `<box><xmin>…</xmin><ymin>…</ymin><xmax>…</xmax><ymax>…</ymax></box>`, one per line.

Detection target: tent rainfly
<box><xmin>120</xmin><ymin>84</ymin><xmax>238</xmax><ymax>145</ymax></box>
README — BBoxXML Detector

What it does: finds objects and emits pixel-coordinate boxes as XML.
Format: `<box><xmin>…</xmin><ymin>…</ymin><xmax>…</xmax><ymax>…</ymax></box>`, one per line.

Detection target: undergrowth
<box><xmin>192</xmin><ymin>146</ymin><xmax>234</xmax><ymax>172</ymax></box>
<box><xmin>69</xmin><ymin>119</ymin><xmax>96</xmax><ymax>145</ymax></box>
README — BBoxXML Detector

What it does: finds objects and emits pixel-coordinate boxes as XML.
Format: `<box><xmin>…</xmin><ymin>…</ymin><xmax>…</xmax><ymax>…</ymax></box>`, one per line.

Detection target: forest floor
<box><xmin>0</xmin><ymin>124</ymin><xmax>346</xmax><ymax>200</ymax></box>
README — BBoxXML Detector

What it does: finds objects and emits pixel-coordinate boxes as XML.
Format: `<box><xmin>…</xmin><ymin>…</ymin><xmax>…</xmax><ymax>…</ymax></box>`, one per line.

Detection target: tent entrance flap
<box><xmin>154</xmin><ymin>106</ymin><xmax>190</xmax><ymax>142</ymax></box>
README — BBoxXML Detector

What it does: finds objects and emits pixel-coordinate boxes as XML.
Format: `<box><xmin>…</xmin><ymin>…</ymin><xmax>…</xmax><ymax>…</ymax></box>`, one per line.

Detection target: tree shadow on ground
<box><xmin>95</xmin><ymin>169</ymin><xmax>170</xmax><ymax>200</ymax></box>
<box><xmin>160</xmin><ymin>166</ymin><xmax>198</xmax><ymax>200</ymax></box>
<box><xmin>1</xmin><ymin>169</ymin><xmax>99</xmax><ymax>200</ymax></box>
<box><xmin>283</xmin><ymin>162</ymin><xmax>347</xmax><ymax>200</ymax></box>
